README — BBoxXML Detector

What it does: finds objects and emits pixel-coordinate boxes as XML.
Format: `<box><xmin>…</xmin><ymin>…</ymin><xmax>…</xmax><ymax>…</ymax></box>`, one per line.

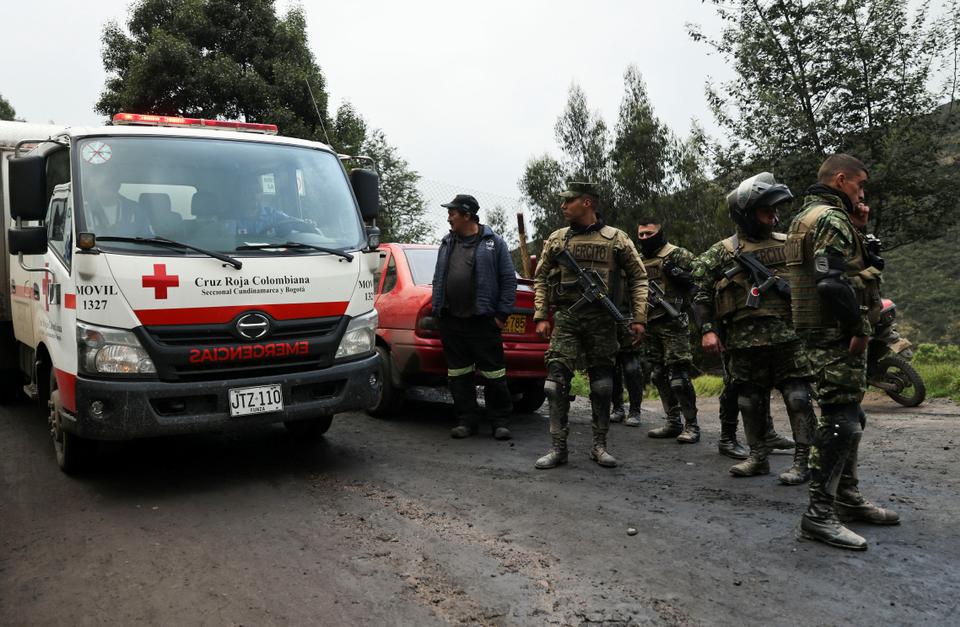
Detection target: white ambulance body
<box><xmin>1</xmin><ymin>115</ymin><xmax>382</xmax><ymax>472</ymax></box>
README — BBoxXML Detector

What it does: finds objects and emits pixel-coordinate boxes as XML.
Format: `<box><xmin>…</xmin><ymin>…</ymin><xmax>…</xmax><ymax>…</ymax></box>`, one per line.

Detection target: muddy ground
<box><xmin>1</xmin><ymin>391</ymin><xmax>958</xmax><ymax>626</ymax></box>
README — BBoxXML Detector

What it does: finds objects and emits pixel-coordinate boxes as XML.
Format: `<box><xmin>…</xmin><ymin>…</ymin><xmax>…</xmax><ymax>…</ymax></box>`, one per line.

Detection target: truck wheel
<box><xmin>284</xmin><ymin>414</ymin><xmax>334</xmax><ymax>439</ymax></box>
<box><xmin>877</xmin><ymin>355</ymin><xmax>926</xmax><ymax>407</ymax></box>
<box><xmin>367</xmin><ymin>347</ymin><xmax>403</xmax><ymax>418</ymax></box>
<box><xmin>48</xmin><ymin>369</ymin><xmax>96</xmax><ymax>474</ymax></box>
<box><xmin>513</xmin><ymin>379</ymin><xmax>546</xmax><ymax>413</ymax></box>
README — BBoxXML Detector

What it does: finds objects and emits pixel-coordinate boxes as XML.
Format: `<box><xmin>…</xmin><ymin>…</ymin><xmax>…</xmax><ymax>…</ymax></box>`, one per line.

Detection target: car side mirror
<box><xmin>8</xmin><ymin>155</ymin><xmax>47</xmax><ymax>221</ymax></box>
<box><xmin>8</xmin><ymin>226</ymin><xmax>48</xmax><ymax>255</ymax></box>
<box><xmin>351</xmin><ymin>168</ymin><xmax>379</xmax><ymax>220</ymax></box>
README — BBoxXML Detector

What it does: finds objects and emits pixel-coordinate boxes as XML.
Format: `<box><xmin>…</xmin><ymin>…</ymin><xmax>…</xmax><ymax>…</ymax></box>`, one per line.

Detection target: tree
<box><xmin>332</xmin><ymin>101</ymin><xmax>366</xmax><ymax>157</ymax></box>
<box><xmin>519</xmin><ymin>154</ymin><xmax>567</xmax><ymax>243</ymax></box>
<box><xmin>363</xmin><ymin>129</ymin><xmax>431</xmax><ymax>244</ymax></box>
<box><xmin>96</xmin><ymin>0</ymin><xmax>331</xmax><ymax>141</ymax></box>
<box><xmin>690</xmin><ymin>0</ymin><xmax>958</xmax><ymax>248</ymax></box>
<box><xmin>484</xmin><ymin>204</ymin><xmax>513</xmax><ymax>245</ymax></box>
<box><xmin>610</xmin><ymin>65</ymin><xmax>672</xmax><ymax>226</ymax></box>
<box><xmin>0</xmin><ymin>93</ymin><xmax>15</xmax><ymax>121</ymax></box>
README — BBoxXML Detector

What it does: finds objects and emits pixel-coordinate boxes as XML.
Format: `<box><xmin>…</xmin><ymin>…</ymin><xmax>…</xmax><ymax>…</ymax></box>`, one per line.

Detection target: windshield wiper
<box><xmin>96</xmin><ymin>236</ymin><xmax>243</xmax><ymax>269</ymax></box>
<box><xmin>235</xmin><ymin>241</ymin><xmax>354</xmax><ymax>262</ymax></box>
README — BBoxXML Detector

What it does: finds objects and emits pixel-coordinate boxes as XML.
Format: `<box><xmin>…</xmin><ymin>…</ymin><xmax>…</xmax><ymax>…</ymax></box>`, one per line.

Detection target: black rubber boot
<box><xmin>448</xmin><ymin>374</ymin><xmax>478</xmax><ymax>438</ymax></box>
<box><xmin>536</xmin><ymin>365</ymin><xmax>571</xmax><ymax>469</ymax></box>
<box><xmin>729</xmin><ymin>386</ymin><xmax>769</xmax><ymax>477</ymax></box>
<box><xmin>648</xmin><ymin>376</ymin><xmax>683</xmax><ymax>438</ymax></box>
<box><xmin>764</xmin><ymin>392</ymin><xmax>795</xmax><ymax>450</ymax></box>
<box><xmin>718</xmin><ymin>381</ymin><xmax>748</xmax><ymax>459</ymax></box>
<box><xmin>621</xmin><ymin>353</ymin><xmax>645</xmax><ymax>428</ymax></box>
<box><xmin>778</xmin><ymin>381</ymin><xmax>815</xmax><ymax>485</ymax></box>
<box><xmin>799</xmin><ymin>403</ymin><xmax>869</xmax><ymax>550</ymax></box>
<box><xmin>671</xmin><ymin>367</ymin><xmax>700</xmax><ymax>444</ymax></box>
<box><xmin>588</xmin><ymin>368</ymin><xmax>617</xmax><ymax>467</ymax></box>
<box><xmin>484</xmin><ymin>377</ymin><xmax>513</xmax><ymax>440</ymax></box>
<box><xmin>835</xmin><ymin>425</ymin><xmax>900</xmax><ymax>525</ymax></box>
<box><xmin>611</xmin><ymin>361</ymin><xmax>625</xmax><ymax>423</ymax></box>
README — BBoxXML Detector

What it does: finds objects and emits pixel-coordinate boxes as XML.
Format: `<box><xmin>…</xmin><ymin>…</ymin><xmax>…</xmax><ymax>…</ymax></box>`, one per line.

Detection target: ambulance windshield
<box><xmin>76</xmin><ymin>136</ymin><xmax>365</xmax><ymax>254</ymax></box>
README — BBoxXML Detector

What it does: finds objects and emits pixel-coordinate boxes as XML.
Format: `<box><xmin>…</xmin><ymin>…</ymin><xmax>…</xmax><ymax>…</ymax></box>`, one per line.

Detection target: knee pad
<box><xmin>780</xmin><ymin>381</ymin><xmax>814</xmax><ymax>416</ymax></box>
<box><xmin>546</xmin><ymin>362</ymin><xmax>573</xmax><ymax>385</ymax></box>
<box><xmin>668</xmin><ymin>367</ymin><xmax>693</xmax><ymax>393</ymax></box>
<box><xmin>820</xmin><ymin>403</ymin><xmax>864</xmax><ymax>445</ymax></box>
<box><xmin>588</xmin><ymin>367</ymin><xmax>614</xmax><ymax>403</ymax></box>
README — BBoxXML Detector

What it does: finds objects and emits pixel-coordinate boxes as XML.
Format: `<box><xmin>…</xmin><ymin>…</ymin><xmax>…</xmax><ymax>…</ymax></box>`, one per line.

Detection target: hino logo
<box><xmin>236</xmin><ymin>313</ymin><xmax>270</xmax><ymax>340</ymax></box>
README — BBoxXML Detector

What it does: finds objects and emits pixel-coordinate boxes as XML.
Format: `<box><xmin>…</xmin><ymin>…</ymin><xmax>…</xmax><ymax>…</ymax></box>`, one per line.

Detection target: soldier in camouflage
<box><xmin>533</xmin><ymin>182</ymin><xmax>648</xmax><ymax>469</ymax></box>
<box><xmin>610</xmin><ymin>313</ymin><xmax>646</xmax><ymax>426</ymax></box>
<box><xmin>788</xmin><ymin>154</ymin><xmax>898</xmax><ymax>551</ymax></box>
<box><xmin>633</xmin><ymin>219</ymin><xmax>701</xmax><ymax>443</ymax></box>
<box><xmin>692</xmin><ymin>173</ymin><xmax>816</xmax><ymax>485</ymax></box>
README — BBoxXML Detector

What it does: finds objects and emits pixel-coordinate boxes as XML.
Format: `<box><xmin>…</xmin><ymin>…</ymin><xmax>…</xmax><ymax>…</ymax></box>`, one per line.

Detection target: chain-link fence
<box><xmin>417</xmin><ymin>177</ymin><xmax>529</xmax><ymax>247</ymax></box>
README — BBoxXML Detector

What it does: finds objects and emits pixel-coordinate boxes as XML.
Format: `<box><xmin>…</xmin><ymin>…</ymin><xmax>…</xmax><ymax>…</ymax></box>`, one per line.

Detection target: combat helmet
<box><xmin>726</xmin><ymin>172</ymin><xmax>793</xmax><ymax>239</ymax></box>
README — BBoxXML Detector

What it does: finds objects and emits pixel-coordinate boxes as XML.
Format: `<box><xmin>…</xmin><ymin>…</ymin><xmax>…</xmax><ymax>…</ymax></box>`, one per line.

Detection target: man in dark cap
<box><xmin>533</xmin><ymin>182</ymin><xmax>648</xmax><ymax>469</ymax></box>
<box><xmin>432</xmin><ymin>194</ymin><xmax>518</xmax><ymax>440</ymax></box>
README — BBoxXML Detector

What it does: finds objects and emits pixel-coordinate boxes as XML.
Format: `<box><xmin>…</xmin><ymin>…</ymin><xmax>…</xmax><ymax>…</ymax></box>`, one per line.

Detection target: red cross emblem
<box><xmin>142</xmin><ymin>264</ymin><xmax>180</xmax><ymax>299</ymax></box>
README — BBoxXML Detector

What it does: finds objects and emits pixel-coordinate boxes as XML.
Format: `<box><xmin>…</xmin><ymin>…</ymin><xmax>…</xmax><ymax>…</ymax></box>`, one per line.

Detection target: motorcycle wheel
<box><xmin>876</xmin><ymin>355</ymin><xmax>926</xmax><ymax>407</ymax></box>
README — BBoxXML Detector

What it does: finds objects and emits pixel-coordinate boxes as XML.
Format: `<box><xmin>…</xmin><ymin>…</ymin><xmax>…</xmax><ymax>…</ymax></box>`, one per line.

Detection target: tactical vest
<box><xmin>549</xmin><ymin>226</ymin><xmax>620</xmax><ymax>307</ymax></box>
<box><xmin>785</xmin><ymin>204</ymin><xmax>881</xmax><ymax>329</ymax></box>
<box><xmin>714</xmin><ymin>233</ymin><xmax>791</xmax><ymax>322</ymax></box>
<box><xmin>643</xmin><ymin>243</ymin><xmax>683</xmax><ymax>322</ymax></box>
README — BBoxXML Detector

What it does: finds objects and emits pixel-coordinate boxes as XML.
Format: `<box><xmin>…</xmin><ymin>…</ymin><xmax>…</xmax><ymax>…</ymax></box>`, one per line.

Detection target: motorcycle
<box><xmin>867</xmin><ymin>298</ymin><xmax>926</xmax><ymax>407</ymax></box>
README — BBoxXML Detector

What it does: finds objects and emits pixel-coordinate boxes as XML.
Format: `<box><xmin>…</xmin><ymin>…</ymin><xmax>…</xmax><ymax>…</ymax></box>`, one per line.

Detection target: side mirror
<box><xmin>365</xmin><ymin>225</ymin><xmax>381</xmax><ymax>251</ymax></box>
<box><xmin>8</xmin><ymin>155</ymin><xmax>47</xmax><ymax>221</ymax></box>
<box><xmin>8</xmin><ymin>226</ymin><xmax>48</xmax><ymax>255</ymax></box>
<box><xmin>350</xmin><ymin>168</ymin><xmax>379</xmax><ymax>220</ymax></box>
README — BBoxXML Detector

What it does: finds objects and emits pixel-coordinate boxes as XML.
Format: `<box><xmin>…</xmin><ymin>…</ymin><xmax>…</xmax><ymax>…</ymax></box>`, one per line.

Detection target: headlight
<box><xmin>77</xmin><ymin>321</ymin><xmax>157</xmax><ymax>376</ymax></box>
<box><xmin>336</xmin><ymin>310</ymin><xmax>378</xmax><ymax>359</ymax></box>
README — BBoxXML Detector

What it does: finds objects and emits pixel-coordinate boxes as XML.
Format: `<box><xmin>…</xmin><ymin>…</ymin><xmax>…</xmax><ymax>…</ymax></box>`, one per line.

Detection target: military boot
<box><xmin>835</xmin><ymin>443</ymin><xmax>900</xmax><ymax>525</ymax></box>
<box><xmin>536</xmin><ymin>374</ymin><xmax>571</xmax><ymax>470</ymax></box>
<box><xmin>799</xmin><ymin>488</ymin><xmax>868</xmax><ymax>551</ymax></box>
<box><xmin>610</xmin><ymin>363</ymin><xmax>625</xmax><ymax>423</ymax></box>
<box><xmin>717</xmin><ymin>383</ymin><xmax>748</xmax><ymax>459</ymax></box>
<box><xmin>535</xmin><ymin>440</ymin><xmax>568</xmax><ymax>469</ymax></box>
<box><xmin>647</xmin><ymin>378</ymin><xmax>683</xmax><ymax>438</ymax></box>
<box><xmin>623</xmin><ymin>407</ymin><xmax>642</xmax><ymax>427</ymax></box>
<box><xmin>611</xmin><ymin>403</ymin><xmax>626</xmax><ymax>424</ymax></box>
<box><xmin>764</xmin><ymin>404</ymin><xmax>795</xmax><ymax>450</ymax></box>
<box><xmin>729</xmin><ymin>389</ymin><xmax>769</xmax><ymax>477</ymax></box>
<box><xmin>778</xmin><ymin>444</ymin><xmax>811</xmax><ymax>485</ymax></box>
<box><xmin>590</xmin><ymin>433</ymin><xmax>618</xmax><ymax>468</ymax></box>
<box><xmin>672</xmin><ymin>370</ymin><xmax>700</xmax><ymax>444</ymax></box>
<box><xmin>798</xmin><ymin>403</ymin><xmax>869</xmax><ymax>550</ymax></box>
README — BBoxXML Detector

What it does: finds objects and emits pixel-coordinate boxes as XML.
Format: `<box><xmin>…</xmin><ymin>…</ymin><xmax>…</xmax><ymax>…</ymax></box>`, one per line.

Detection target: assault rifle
<box><xmin>648</xmin><ymin>280</ymin><xmax>681</xmax><ymax>318</ymax></box>
<box><xmin>723</xmin><ymin>250</ymin><xmax>791</xmax><ymax>309</ymax></box>
<box><xmin>555</xmin><ymin>248</ymin><xmax>628</xmax><ymax>323</ymax></box>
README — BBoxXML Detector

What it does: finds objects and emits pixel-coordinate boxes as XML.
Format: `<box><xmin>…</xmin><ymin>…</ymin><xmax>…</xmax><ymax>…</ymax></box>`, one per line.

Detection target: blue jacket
<box><xmin>432</xmin><ymin>225</ymin><xmax>517</xmax><ymax>320</ymax></box>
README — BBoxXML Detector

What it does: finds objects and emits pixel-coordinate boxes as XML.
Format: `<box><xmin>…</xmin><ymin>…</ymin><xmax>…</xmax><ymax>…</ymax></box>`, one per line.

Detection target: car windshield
<box><xmin>402</xmin><ymin>248</ymin><xmax>439</xmax><ymax>285</ymax></box>
<box><xmin>75</xmin><ymin>136</ymin><xmax>364</xmax><ymax>254</ymax></box>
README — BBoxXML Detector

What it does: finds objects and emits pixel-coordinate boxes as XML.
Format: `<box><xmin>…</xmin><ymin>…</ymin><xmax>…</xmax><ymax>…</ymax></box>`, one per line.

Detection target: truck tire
<box><xmin>284</xmin><ymin>414</ymin><xmax>334</xmax><ymax>439</ymax></box>
<box><xmin>48</xmin><ymin>369</ymin><xmax>96</xmax><ymax>474</ymax></box>
<box><xmin>367</xmin><ymin>347</ymin><xmax>404</xmax><ymax>418</ymax></box>
<box><xmin>878</xmin><ymin>355</ymin><xmax>926</xmax><ymax>407</ymax></box>
<box><xmin>513</xmin><ymin>379</ymin><xmax>546</xmax><ymax>413</ymax></box>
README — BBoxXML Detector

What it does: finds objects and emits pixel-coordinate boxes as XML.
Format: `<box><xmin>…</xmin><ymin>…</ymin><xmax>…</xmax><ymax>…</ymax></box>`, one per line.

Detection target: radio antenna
<box><xmin>304</xmin><ymin>78</ymin><xmax>333</xmax><ymax>147</ymax></box>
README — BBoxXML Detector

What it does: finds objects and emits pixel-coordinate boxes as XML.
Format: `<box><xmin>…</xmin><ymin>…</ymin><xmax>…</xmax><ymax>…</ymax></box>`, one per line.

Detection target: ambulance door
<box><xmin>35</xmin><ymin>183</ymin><xmax>76</xmax><ymax>368</ymax></box>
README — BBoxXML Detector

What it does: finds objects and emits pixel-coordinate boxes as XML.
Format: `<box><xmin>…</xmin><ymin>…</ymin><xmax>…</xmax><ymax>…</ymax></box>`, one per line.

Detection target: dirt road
<box><xmin>1</xmin><ymin>392</ymin><xmax>957</xmax><ymax>625</ymax></box>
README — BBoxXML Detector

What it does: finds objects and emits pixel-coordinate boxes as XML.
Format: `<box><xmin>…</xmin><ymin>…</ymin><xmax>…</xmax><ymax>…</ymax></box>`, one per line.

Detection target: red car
<box><xmin>369</xmin><ymin>243</ymin><xmax>548</xmax><ymax>416</ymax></box>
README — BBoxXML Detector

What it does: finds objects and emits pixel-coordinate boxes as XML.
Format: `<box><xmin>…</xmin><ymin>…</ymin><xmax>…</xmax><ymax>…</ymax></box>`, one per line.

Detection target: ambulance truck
<box><xmin>1</xmin><ymin>114</ymin><xmax>382</xmax><ymax>472</ymax></box>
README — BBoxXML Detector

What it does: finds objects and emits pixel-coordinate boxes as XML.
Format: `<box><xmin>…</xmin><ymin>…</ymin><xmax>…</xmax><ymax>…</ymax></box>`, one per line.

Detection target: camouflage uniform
<box><xmin>693</xmin><ymin>228</ymin><xmax>817</xmax><ymax>482</ymax></box>
<box><xmin>533</xmin><ymin>190</ymin><xmax>648</xmax><ymax>469</ymax></box>
<box><xmin>611</xmin><ymin>317</ymin><xmax>646</xmax><ymax>425</ymax></box>
<box><xmin>788</xmin><ymin>187</ymin><xmax>898</xmax><ymax>549</ymax></box>
<box><xmin>640</xmin><ymin>244</ymin><xmax>701</xmax><ymax>442</ymax></box>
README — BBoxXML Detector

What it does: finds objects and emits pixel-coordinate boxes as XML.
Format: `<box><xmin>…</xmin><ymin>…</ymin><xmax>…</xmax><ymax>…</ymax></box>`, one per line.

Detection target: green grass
<box><xmin>912</xmin><ymin>344</ymin><xmax>960</xmax><ymax>403</ymax></box>
<box><xmin>567</xmin><ymin>343</ymin><xmax>960</xmax><ymax>404</ymax></box>
<box><xmin>571</xmin><ymin>372</ymin><xmax>724</xmax><ymax>399</ymax></box>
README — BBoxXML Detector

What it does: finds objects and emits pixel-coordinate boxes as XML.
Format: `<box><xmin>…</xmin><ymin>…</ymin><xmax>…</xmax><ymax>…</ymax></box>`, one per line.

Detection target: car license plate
<box><xmin>229</xmin><ymin>384</ymin><xmax>284</xmax><ymax>417</ymax></box>
<box><xmin>504</xmin><ymin>314</ymin><xmax>526</xmax><ymax>334</ymax></box>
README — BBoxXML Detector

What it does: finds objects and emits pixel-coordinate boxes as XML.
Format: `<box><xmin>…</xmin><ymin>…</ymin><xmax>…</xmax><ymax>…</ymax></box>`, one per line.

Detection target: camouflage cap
<box><xmin>558</xmin><ymin>181</ymin><xmax>599</xmax><ymax>199</ymax></box>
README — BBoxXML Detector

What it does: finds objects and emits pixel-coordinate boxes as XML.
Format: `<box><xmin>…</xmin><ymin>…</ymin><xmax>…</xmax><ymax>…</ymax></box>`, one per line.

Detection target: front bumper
<box><xmin>68</xmin><ymin>353</ymin><xmax>379</xmax><ymax>440</ymax></box>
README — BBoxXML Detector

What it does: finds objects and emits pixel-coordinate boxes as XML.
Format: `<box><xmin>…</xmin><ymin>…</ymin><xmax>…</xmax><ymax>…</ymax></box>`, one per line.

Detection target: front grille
<box><xmin>136</xmin><ymin>314</ymin><xmax>346</xmax><ymax>382</ymax></box>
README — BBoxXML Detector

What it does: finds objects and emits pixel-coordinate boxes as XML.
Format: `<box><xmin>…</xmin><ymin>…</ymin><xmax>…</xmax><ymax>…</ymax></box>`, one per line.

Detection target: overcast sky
<box><xmin>1</xmin><ymin>1</ymin><xmax>733</xmax><ymax>202</ymax></box>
